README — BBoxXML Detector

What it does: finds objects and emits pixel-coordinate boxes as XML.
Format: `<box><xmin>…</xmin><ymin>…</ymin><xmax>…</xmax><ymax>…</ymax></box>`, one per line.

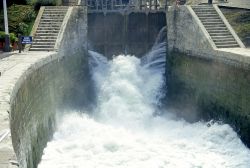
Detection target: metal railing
<box><xmin>84</xmin><ymin>0</ymin><xmax>168</xmax><ymax>12</ymax></box>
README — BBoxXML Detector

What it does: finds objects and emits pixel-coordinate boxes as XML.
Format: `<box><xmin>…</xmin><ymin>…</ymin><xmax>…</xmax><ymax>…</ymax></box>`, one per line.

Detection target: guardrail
<box><xmin>84</xmin><ymin>0</ymin><xmax>168</xmax><ymax>12</ymax></box>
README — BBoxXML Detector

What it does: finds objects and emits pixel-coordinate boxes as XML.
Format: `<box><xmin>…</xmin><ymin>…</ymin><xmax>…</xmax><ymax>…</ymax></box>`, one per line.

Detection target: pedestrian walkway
<box><xmin>0</xmin><ymin>51</ymin><xmax>18</xmax><ymax>60</ymax></box>
<box><xmin>188</xmin><ymin>0</ymin><xmax>250</xmax><ymax>9</ymax></box>
<box><xmin>219</xmin><ymin>0</ymin><xmax>250</xmax><ymax>10</ymax></box>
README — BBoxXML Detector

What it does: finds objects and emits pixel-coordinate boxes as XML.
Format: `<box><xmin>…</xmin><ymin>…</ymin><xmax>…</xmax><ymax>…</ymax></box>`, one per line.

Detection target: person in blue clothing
<box><xmin>208</xmin><ymin>0</ymin><xmax>213</xmax><ymax>4</ymax></box>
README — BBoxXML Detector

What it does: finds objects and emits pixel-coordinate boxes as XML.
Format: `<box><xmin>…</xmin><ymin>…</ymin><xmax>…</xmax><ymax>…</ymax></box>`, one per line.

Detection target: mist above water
<box><xmin>38</xmin><ymin>39</ymin><xmax>250</xmax><ymax>167</ymax></box>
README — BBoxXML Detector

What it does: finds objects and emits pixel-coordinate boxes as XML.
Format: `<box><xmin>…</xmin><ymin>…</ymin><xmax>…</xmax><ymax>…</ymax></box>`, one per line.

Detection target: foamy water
<box><xmin>38</xmin><ymin>54</ymin><xmax>250</xmax><ymax>168</ymax></box>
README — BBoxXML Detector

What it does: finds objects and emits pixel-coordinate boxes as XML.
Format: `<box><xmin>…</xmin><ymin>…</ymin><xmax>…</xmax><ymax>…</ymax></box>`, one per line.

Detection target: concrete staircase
<box><xmin>192</xmin><ymin>5</ymin><xmax>239</xmax><ymax>48</ymax></box>
<box><xmin>30</xmin><ymin>6</ymin><xmax>68</xmax><ymax>51</ymax></box>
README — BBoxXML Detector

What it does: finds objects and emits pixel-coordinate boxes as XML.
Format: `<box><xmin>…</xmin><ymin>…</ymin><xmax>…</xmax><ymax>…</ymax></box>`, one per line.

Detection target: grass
<box><xmin>221</xmin><ymin>8</ymin><xmax>250</xmax><ymax>47</ymax></box>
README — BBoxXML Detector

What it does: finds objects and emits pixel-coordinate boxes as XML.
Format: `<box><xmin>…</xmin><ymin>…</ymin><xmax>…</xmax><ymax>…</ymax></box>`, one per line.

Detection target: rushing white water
<box><xmin>38</xmin><ymin>47</ymin><xmax>250</xmax><ymax>167</ymax></box>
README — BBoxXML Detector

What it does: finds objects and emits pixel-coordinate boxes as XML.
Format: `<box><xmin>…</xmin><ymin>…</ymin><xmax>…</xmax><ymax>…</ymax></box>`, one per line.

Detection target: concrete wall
<box><xmin>88</xmin><ymin>11</ymin><xmax>166</xmax><ymax>58</ymax></box>
<box><xmin>166</xmin><ymin>5</ymin><xmax>250</xmax><ymax>147</ymax></box>
<box><xmin>0</xmin><ymin>6</ymin><xmax>89</xmax><ymax>168</ymax></box>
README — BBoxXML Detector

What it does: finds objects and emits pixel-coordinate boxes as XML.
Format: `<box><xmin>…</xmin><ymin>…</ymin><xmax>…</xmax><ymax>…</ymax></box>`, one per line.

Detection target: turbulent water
<box><xmin>38</xmin><ymin>43</ymin><xmax>250</xmax><ymax>167</ymax></box>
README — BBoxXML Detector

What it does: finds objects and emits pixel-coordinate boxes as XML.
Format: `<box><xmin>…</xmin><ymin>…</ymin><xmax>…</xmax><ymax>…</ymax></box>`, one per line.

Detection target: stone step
<box><xmin>36</xmin><ymin>30</ymin><xmax>59</xmax><ymax>33</ymax></box>
<box><xmin>203</xmin><ymin>22</ymin><xmax>224</xmax><ymax>26</ymax></box>
<box><xmin>34</xmin><ymin>37</ymin><xmax>58</xmax><ymax>41</ymax></box>
<box><xmin>43</xmin><ymin>12</ymin><xmax>67</xmax><ymax>15</ymax></box>
<box><xmin>193</xmin><ymin>10</ymin><xmax>215</xmax><ymax>14</ymax></box>
<box><xmin>33</xmin><ymin>39</ymin><xmax>56</xmax><ymax>43</ymax></box>
<box><xmin>42</xmin><ymin>14</ymin><xmax>66</xmax><ymax>17</ymax></box>
<box><xmin>35</xmin><ymin>33</ymin><xmax>58</xmax><ymax>37</ymax></box>
<box><xmin>202</xmin><ymin>21</ymin><xmax>224</xmax><ymax>25</ymax></box>
<box><xmin>44</xmin><ymin>8</ymin><xmax>68</xmax><ymax>11</ymax></box>
<box><xmin>41</xmin><ymin>16</ymin><xmax>65</xmax><ymax>19</ymax></box>
<box><xmin>43</xmin><ymin>10</ymin><xmax>68</xmax><ymax>13</ymax></box>
<box><xmin>31</xmin><ymin>44</ymin><xmax>55</xmax><ymax>48</ymax></box>
<box><xmin>216</xmin><ymin>44</ymin><xmax>239</xmax><ymax>48</ymax></box>
<box><xmin>38</xmin><ymin>23</ymin><xmax>62</xmax><ymax>27</ymax></box>
<box><xmin>214</xmin><ymin>41</ymin><xmax>238</xmax><ymax>45</ymax></box>
<box><xmin>195</xmin><ymin>13</ymin><xmax>218</xmax><ymax>16</ymax></box>
<box><xmin>200</xmin><ymin>18</ymin><xmax>222</xmax><ymax>22</ymax></box>
<box><xmin>209</xmin><ymin>32</ymin><xmax>232</xmax><ymax>36</ymax></box>
<box><xmin>213</xmin><ymin>37</ymin><xmax>235</xmax><ymax>42</ymax></box>
<box><xmin>192</xmin><ymin>5</ymin><xmax>214</xmax><ymax>8</ymax></box>
<box><xmin>40</xmin><ymin>19</ymin><xmax>64</xmax><ymax>22</ymax></box>
<box><xmin>211</xmin><ymin>35</ymin><xmax>234</xmax><ymax>39</ymax></box>
<box><xmin>198</xmin><ymin>16</ymin><xmax>221</xmax><ymax>19</ymax></box>
<box><xmin>34</xmin><ymin>35</ymin><xmax>57</xmax><ymax>39</ymax></box>
<box><xmin>206</xmin><ymin>27</ymin><xmax>228</xmax><ymax>32</ymax></box>
<box><xmin>45</xmin><ymin>6</ymin><xmax>69</xmax><ymax>8</ymax></box>
<box><xmin>32</xmin><ymin>42</ymin><xmax>55</xmax><ymax>45</ymax></box>
<box><xmin>192</xmin><ymin>7</ymin><xmax>215</xmax><ymax>12</ymax></box>
<box><xmin>37</xmin><ymin>27</ymin><xmax>60</xmax><ymax>31</ymax></box>
<box><xmin>207</xmin><ymin>29</ymin><xmax>229</xmax><ymax>33</ymax></box>
<box><xmin>29</xmin><ymin>48</ymin><xmax>55</xmax><ymax>51</ymax></box>
<box><xmin>42</xmin><ymin>12</ymin><xmax>67</xmax><ymax>15</ymax></box>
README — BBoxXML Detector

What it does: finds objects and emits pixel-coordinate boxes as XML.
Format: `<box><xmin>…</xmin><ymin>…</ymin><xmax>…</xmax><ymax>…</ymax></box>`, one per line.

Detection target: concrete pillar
<box><xmin>3</xmin><ymin>0</ymin><xmax>11</xmax><ymax>52</ymax></box>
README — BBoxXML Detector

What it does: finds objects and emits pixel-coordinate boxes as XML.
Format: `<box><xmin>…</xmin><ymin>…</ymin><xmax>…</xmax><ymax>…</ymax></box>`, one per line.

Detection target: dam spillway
<box><xmin>38</xmin><ymin>42</ymin><xmax>250</xmax><ymax>167</ymax></box>
<box><xmin>1</xmin><ymin>1</ymin><xmax>250</xmax><ymax>168</ymax></box>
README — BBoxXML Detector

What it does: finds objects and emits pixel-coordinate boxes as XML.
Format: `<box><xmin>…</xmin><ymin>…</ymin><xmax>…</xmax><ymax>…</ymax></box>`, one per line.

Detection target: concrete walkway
<box><xmin>219</xmin><ymin>0</ymin><xmax>250</xmax><ymax>9</ymax></box>
<box><xmin>0</xmin><ymin>51</ymin><xmax>18</xmax><ymax>60</ymax></box>
<box><xmin>188</xmin><ymin>0</ymin><xmax>250</xmax><ymax>9</ymax></box>
<box><xmin>0</xmin><ymin>51</ymin><xmax>56</xmax><ymax>168</ymax></box>
<box><xmin>218</xmin><ymin>48</ymin><xmax>250</xmax><ymax>58</ymax></box>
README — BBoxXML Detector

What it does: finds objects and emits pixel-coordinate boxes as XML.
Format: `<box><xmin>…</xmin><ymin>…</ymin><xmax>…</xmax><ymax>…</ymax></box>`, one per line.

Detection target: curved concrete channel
<box><xmin>0</xmin><ymin>4</ymin><xmax>250</xmax><ymax>168</ymax></box>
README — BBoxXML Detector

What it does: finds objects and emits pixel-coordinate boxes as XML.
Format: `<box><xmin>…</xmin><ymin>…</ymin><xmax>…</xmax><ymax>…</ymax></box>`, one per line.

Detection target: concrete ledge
<box><xmin>0</xmin><ymin>51</ymin><xmax>58</xmax><ymax>168</ymax></box>
<box><xmin>55</xmin><ymin>7</ymin><xmax>73</xmax><ymax>50</ymax></box>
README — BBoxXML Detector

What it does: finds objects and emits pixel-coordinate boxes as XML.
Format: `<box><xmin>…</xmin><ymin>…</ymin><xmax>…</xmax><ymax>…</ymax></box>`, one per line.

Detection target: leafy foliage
<box><xmin>26</xmin><ymin>0</ymin><xmax>62</xmax><ymax>10</ymax></box>
<box><xmin>0</xmin><ymin>31</ymin><xmax>18</xmax><ymax>43</ymax></box>
<box><xmin>0</xmin><ymin>5</ymin><xmax>36</xmax><ymax>35</ymax></box>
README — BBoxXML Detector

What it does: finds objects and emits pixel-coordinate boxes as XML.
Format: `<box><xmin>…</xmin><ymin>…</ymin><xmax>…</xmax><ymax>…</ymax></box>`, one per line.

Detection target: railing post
<box><xmin>154</xmin><ymin>0</ymin><xmax>157</xmax><ymax>9</ymax></box>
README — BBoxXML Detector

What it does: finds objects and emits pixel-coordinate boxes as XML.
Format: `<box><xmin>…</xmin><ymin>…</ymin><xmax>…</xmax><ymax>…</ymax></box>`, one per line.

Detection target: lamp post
<box><xmin>3</xmin><ymin>0</ymin><xmax>11</xmax><ymax>52</ymax></box>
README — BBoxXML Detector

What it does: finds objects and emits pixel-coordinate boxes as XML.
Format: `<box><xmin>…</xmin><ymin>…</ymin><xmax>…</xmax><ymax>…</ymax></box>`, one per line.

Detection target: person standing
<box><xmin>208</xmin><ymin>0</ymin><xmax>213</xmax><ymax>4</ymax></box>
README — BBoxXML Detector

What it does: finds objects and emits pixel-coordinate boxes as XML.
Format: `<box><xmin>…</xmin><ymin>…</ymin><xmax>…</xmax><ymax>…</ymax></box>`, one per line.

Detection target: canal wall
<box><xmin>166</xmin><ymin>5</ymin><xmax>250</xmax><ymax>147</ymax></box>
<box><xmin>0</xmin><ymin>6</ymin><xmax>88</xmax><ymax>168</ymax></box>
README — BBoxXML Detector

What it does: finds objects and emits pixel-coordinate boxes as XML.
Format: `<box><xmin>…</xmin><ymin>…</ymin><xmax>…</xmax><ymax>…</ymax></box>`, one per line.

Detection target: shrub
<box><xmin>10</xmin><ymin>33</ymin><xmax>18</xmax><ymax>43</ymax></box>
<box><xmin>26</xmin><ymin>0</ymin><xmax>62</xmax><ymax>10</ymax></box>
<box><xmin>0</xmin><ymin>31</ymin><xmax>18</xmax><ymax>43</ymax></box>
<box><xmin>17</xmin><ymin>22</ymin><xmax>29</xmax><ymax>35</ymax></box>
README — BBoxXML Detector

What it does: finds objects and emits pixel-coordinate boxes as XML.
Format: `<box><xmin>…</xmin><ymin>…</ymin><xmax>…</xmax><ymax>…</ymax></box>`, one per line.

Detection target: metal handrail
<box><xmin>85</xmin><ymin>0</ymin><xmax>168</xmax><ymax>11</ymax></box>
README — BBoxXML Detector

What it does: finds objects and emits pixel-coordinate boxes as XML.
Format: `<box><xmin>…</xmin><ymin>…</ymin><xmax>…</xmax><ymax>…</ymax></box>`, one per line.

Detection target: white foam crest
<box><xmin>91</xmin><ymin>55</ymin><xmax>164</xmax><ymax>127</ymax></box>
<box><xmin>38</xmin><ymin>113</ymin><xmax>250</xmax><ymax>168</ymax></box>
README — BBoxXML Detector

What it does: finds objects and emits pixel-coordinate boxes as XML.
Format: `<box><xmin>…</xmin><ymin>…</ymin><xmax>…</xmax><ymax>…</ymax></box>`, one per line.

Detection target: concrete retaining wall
<box><xmin>0</xmin><ymin>6</ymin><xmax>89</xmax><ymax>168</ymax></box>
<box><xmin>166</xmin><ymin>5</ymin><xmax>250</xmax><ymax>147</ymax></box>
